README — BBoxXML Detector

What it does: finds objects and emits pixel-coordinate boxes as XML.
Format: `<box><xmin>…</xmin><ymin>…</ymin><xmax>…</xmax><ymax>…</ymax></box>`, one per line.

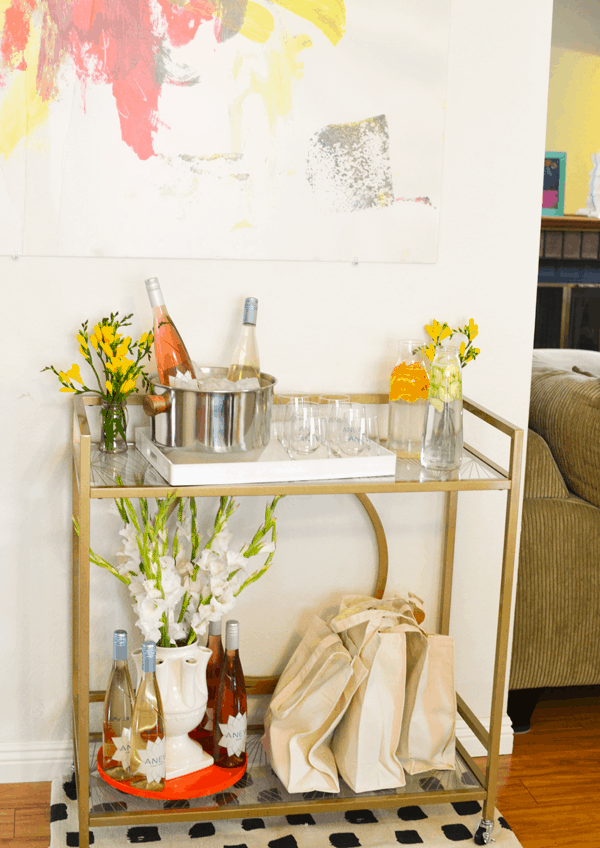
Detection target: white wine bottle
<box><xmin>145</xmin><ymin>277</ymin><xmax>196</xmax><ymax>386</ymax></box>
<box><xmin>214</xmin><ymin>620</ymin><xmax>247</xmax><ymax>769</ymax></box>
<box><xmin>190</xmin><ymin>618</ymin><xmax>224</xmax><ymax>753</ymax></box>
<box><xmin>129</xmin><ymin>641</ymin><xmax>167</xmax><ymax>791</ymax></box>
<box><xmin>102</xmin><ymin>630</ymin><xmax>134</xmax><ymax>780</ymax></box>
<box><xmin>227</xmin><ymin>297</ymin><xmax>260</xmax><ymax>382</ymax></box>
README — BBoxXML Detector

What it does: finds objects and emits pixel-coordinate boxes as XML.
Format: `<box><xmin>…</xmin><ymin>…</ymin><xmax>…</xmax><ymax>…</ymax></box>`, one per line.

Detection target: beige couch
<box><xmin>509</xmin><ymin>349</ymin><xmax>600</xmax><ymax>729</ymax></box>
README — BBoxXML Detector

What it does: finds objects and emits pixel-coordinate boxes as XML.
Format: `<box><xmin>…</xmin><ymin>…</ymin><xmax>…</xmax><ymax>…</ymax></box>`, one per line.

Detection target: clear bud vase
<box><xmin>420</xmin><ymin>346</ymin><xmax>463</xmax><ymax>471</ymax></box>
<box><xmin>100</xmin><ymin>399</ymin><xmax>128</xmax><ymax>453</ymax></box>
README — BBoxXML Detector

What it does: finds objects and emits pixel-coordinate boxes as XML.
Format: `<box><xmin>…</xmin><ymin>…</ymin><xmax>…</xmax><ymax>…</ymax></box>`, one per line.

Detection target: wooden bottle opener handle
<box><xmin>143</xmin><ymin>394</ymin><xmax>171</xmax><ymax>416</ymax></box>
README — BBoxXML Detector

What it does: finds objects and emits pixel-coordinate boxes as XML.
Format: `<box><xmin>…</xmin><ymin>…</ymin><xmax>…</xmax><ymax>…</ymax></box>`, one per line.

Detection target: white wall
<box><xmin>1</xmin><ymin>0</ymin><xmax>553</xmax><ymax>781</ymax></box>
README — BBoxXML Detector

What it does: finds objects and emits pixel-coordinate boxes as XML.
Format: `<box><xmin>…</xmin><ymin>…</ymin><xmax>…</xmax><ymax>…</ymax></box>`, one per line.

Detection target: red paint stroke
<box><xmin>1</xmin><ymin>0</ymin><xmax>220</xmax><ymax>159</ymax></box>
<box><xmin>157</xmin><ymin>0</ymin><xmax>215</xmax><ymax>48</ymax></box>
<box><xmin>396</xmin><ymin>196</ymin><xmax>433</xmax><ymax>206</ymax></box>
<box><xmin>1</xmin><ymin>0</ymin><xmax>36</xmax><ymax>77</ymax></box>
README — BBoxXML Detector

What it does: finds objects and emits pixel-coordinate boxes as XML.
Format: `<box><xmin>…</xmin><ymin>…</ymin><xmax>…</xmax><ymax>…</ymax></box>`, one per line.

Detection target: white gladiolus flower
<box><xmin>87</xmin><ymin>494</ymin><xmax>281</xmax><ymax>646</ymax></box>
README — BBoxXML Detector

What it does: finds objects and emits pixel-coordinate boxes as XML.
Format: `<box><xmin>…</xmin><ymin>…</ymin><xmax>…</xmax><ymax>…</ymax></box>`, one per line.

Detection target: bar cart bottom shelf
<box><xmin>97</xmin><ymin>750</ymin><xmax>246</xmax><ymax>801</ymax></box>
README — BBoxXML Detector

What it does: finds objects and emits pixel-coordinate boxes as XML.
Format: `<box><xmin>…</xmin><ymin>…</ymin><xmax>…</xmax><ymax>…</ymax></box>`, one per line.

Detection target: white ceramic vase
<box><xmin>133</xmin><ymin>641</ymin><xmax>214</xmax><ymax>779</ymax></box>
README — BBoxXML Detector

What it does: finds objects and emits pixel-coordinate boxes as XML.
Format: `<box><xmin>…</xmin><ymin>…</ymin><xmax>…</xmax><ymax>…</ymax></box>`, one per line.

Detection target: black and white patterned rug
<box><xmin>50</xmin><ymin>773</ymin><xmax>523</xmax><ymax>847</ymax></box>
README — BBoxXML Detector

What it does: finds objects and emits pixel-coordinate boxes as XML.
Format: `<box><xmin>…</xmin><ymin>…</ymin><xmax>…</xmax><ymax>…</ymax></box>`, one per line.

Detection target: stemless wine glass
<box><xmin>288</xmin><ymin>403</ymin><xmax>327</xmax><ymax>458</ymax></box>
<box><xmin>364</xmin><ymin>408</ymin><xmax>380</xmax><ymax>454</ymax></box>
<box><xmin>338</xmin><ymin>403</ymin><xmax>370</xmax><ymax>456</ymax></box>
<box><xmin>319</xmin><ymin>396</ymin><xmax>351</xmax><ymax>456</ymax></box>
<box><xmin>272</xmin><ymin>396</ymin><xmax>291</xmax><ymax>447</ymax></box>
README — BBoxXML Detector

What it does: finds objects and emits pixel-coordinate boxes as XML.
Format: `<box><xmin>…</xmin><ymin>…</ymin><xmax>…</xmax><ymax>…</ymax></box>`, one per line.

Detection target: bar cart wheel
<box><xmin>474</xmin><ymin>818</ymin><xmax>495</xmax><ymax>844</ymax></box>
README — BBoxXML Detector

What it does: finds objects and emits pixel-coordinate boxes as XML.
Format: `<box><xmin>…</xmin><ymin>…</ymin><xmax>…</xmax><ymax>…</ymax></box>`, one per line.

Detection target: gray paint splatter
<box><xmin>155</xmin><ymin>42</ymin><xmax>201</xmax><ymax>87</ymax></box>
<box><xmin>217</xmin><ymin>0</ymin><xmax>248</xmax><ymax>43</ymax></box>
<box><xmin>306</xmin><ymin>114</ymin><xmax>394</xmax><ymax>213</ymax></box>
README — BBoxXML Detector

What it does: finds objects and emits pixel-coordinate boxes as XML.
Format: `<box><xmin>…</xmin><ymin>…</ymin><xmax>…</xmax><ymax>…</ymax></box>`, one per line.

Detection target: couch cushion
<box><xmin>523</xmin><ymin>429</ymin><xmax>569</xmax><ymax>500</ymax></box>
<box><xmin>530</xmin><ymin>360</ymin><xmax>600</xmax><ymax>510</ymax></box>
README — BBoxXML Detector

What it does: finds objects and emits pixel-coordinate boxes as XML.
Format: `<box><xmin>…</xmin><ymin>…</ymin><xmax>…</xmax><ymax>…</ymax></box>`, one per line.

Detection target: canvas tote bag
<box><xmin>329</xmin><ymin>596</ymin><xmax>425</xmax><ymax>793</ymax></box>
<box><xmin>397</xmin><ymin>629</ymin><xmax>456</xmax><ymax>774</ymax></box>
<box><xmin>262</xmin><ymin>615</ymin><xmax>368</xmax><ymax>793</ymax></box>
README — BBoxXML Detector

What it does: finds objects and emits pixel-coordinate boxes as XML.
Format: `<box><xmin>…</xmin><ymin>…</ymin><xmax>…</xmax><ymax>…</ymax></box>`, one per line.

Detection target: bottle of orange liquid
<box><xmin>387</xmin><ymin>340</ymin><xmax>429</xmax><ymax>458</ymax></box>
<box><xmin>213</xmin><ymin>621</ymin><xmax>247</xmax><ymax>769</ymax></box>
<box><xmin>145</xmin><ymin>277</ymin><xmax>196</xmax><ymax>386</ymax></box>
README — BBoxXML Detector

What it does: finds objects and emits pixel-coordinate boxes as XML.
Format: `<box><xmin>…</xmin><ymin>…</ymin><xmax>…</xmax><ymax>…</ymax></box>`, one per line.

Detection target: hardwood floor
<box><xmin>0</xmin><ymin>781</ymin><xmax>50</xmax><ymax>847</ymax></box>
<box><xmin>2</xmin><ymin>688</ymin><xmax>599</xmax><ymax>848</ymax></box>
<box><xmin>474</xmin><ymin>686</ymin><xmax>600</xmax><ymax>848</ymax></box>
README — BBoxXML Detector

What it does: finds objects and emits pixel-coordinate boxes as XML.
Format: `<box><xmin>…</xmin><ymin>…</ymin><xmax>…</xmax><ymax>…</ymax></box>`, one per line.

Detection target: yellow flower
<box><xmin>94</xmin><ymin>324</ymin><xmax>103</xmax><ymax>342</ymax></box>
<box><xmin>122</xmin><ymin>378</ymin><xmax>137</xmax><ymax>394</ymax></box>
<box><xmin>425</xmin><ymin>320</ymin><xmax>443</xmax><ymax>343</ymax></box>
<box><xmin>106</xmin><ymin>360</ymin><xmax>117</xmax><ymax>374</ymax></box>
<box><xmin>76</xmin><ymin>333</ymin><xmax>87</xmax><ymax>348</ymax></box>
<box><xmin>116</xmin><ymin>339</ymin><xmax>129</xmax><ymax>357</ymax></box>
<box><xmin>90</xmin><ymin>335</ymin><xmax>99</xmax><ymax>352</ymax></box>
<box><xmin>140</xmin><ymin>332</ymin><xmax>148</xmax><ymax>345</ymax></box>
<box><xmin>121</xmin><ymin>357</ymin><xmax>134</xmax><ymax>373</ymax></box>
<box><xmin>65</xmin><ymin>363</ymin><xmax>83</xmax><ymax>384</ymax></box>
<box><xmin>468</xmin><ymin>318</ymin><xmax>478</xmax><ymax>340</ymax></box>
<box><xmin>424</xmin><ymin>343</ymin><xmax>435</xmax><ymax>363</ymax></box>
<box><xmin>79</xmin><ymin>346</ymin><xmax>88</xmax><ymax>357</ymax></box>
<box><xmin>440</xmin><ymin>325</ymin><xmax>452</xmax><ymax>341</ymax></box>
<box><xmin>106</xmin><ymin>380</ymin><xmax>113</xmax><ymax>394</ymax></box>
<box><xmin>60</xmin><ymin>386</ymin><xmax>76</xmax><ymax>392</ymax></box>
<box><xmin>100</xmin><ymin>340</ymin><xmax>113</xmax><ymax>358</ymax></box>
<box><xmin>459</xmin><ymin>341</ymin><xmax>466</xmax><ymax>357</ymax></box>
<box><xmin>101</xmin><ymin>325</ymin><xmax>115</xmax><ymax>343</ymax></box>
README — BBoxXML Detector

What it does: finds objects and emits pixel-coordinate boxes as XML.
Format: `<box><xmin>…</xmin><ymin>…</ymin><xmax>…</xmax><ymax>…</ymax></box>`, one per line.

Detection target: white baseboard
<box><xmin>0</xmin><ymin>716</ymin><xmax>513</xmax><ymax>783</ymax></box>
<box><xmin>0</xmin><ymin>740</ymin><xmax>73</xmax><ymax>783</ymax></box>
<box><xmin>456</xmin><ymin>712</ymin><xmax>514</xmax><ymax>757</ymax></box>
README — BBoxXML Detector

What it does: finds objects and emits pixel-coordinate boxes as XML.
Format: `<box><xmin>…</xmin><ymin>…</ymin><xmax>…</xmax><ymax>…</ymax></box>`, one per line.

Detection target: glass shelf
<box><xmin>86</xmin><ymin>442</ymin><xmax>508</xmax><ymax>495</ymax></box>
<box><xmin>87</xmin><ymin>734</ymin><xmax>484</xmax><ymax>827</ymax></box>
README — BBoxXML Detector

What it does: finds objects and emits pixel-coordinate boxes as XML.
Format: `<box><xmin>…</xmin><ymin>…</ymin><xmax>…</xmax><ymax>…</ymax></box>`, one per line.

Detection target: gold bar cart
<box><xmin>71</xmin><ymin>393</ymin><xmax>523</xmax><ymax>847</ymax></box>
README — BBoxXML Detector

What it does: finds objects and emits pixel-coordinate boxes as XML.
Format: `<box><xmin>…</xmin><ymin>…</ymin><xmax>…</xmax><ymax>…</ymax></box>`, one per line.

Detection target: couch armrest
<box><xmin>529</xmin><ymin>361</ymin><xmax>600</xmax><ymax>510</ymax></box>
<box><xmin>523</xmin><ymin>429</ymin><xmax>569</xmax><ymax>499</ymax></box>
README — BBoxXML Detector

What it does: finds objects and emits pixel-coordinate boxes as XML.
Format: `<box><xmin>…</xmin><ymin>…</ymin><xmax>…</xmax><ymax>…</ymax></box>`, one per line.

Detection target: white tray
<box><xmin>135</xmin><ymin>427</ymin><xmax>397</xmax><ymax>485</ymax></box>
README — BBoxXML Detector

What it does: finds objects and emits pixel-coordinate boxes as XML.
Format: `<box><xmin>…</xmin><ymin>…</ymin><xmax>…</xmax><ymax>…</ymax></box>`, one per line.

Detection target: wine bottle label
<box><xmin>218</xmin><ymin>711</ymin><xmax>247</xmax><ymax>757</ymax></box>
<box><xmin>110</xmin><ymin>727</ymin><xmax>131</xmax><ymax>769</ymax></box>
<box><xmin>134</xmin><ymin>737</ymin><xmax>166</xmax><ymax>783</ymax></box>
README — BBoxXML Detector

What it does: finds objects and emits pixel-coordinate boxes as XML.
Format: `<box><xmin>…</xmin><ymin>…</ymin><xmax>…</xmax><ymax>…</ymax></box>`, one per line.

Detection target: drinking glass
<box><xmin>338</xmin><ymin>404</ymin><xmax>370</xmax><ymax>456</ymax></box>
<box><xmin>321</xmin><ymin>400</ymin><xmax>351</xmax><ymax>456</ymax></box>
<box><xmin>288</xmin><ymin>403</ymin><xmax>327</xmax><ymax>457</ymax></box>
<box><xmin>272</xmin><ymin>396</ymin><xmax>291</xmax><ymax>446</ymax></box>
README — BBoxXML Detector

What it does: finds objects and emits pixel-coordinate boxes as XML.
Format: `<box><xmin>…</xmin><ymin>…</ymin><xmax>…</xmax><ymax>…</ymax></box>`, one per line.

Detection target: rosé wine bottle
<box><xmin>145</xmin><ymin>277</ymin><xmax>196</xmax><ymax>387</ymax></box>
<box><xmin>213</xmin><ymin>621</ymin><xmax>247</xmax><ymax>769</ymax></box>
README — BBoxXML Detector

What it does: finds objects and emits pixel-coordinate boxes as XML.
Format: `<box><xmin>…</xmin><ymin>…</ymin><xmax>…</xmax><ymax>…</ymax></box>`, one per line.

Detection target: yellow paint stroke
<box><xmin>253</xmin><ymin>34</ymin><xmax>312</xmax><ymax>130</ymax></box>
<box><xmin>229</xmin><ymin>33</ymin><xmax>312</xmax><ymax>152</ymax></box>
<box><xmin>270</xmin><ymin>0</ymin><xmax>345</xmax><ymax>46</ymax></box>
<box><xmin>239</xmin><ymin>2</ymin><xmax>275</xmax><ymax>43</ymax></box>
<box><xmin>0</xmin><ymin>22</ymin><xmax>51</xmax><ymax>159</ymax></box>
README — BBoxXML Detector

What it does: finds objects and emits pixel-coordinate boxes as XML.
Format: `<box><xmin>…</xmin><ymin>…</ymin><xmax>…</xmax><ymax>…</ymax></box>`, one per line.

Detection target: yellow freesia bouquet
<box><xmin>43</xmin><ymin>312</ymin><xmax>154</xmax><ymax>451</ymax></box>
<box><xmin>424</xmin><ymin>318</ymin><xmax>480</xmax><ymax>368</ymax></box>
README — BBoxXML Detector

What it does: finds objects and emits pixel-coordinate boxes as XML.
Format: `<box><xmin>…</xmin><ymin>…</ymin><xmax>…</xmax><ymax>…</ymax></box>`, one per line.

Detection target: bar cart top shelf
<box><xmin>74</xmin><ymin>394</ymin><xmax>514</xmax><ymax>498</ymax></box>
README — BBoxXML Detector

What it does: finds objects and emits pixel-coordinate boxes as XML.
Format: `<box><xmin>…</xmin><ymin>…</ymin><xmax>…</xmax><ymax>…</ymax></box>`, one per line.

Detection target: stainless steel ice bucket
<box><xmin>143</xmin><ymin>367</ymin><xmax>276</xmax><ymax>452</ymax></box>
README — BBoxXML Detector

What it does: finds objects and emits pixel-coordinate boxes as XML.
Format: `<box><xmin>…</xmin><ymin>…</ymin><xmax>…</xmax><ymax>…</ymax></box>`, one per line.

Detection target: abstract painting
<box><xmin>0</xmin><ymin>0</ymin><xmax>451</xmax><ymax>261</ymax></box>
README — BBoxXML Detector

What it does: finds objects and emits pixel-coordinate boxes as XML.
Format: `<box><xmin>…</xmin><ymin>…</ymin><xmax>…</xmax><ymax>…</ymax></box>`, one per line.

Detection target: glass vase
<box><xmin>387</xmin><ymin>340</ymin><xmax>429</xmax><ymax>457</ymax></box>
<box><xmin>420</xmin><ymin>345</ymin><xmax>463</xmax><ymax>471</ymax></box>
<box><xmin>100</xmin><ymin>399</ymin><xmax>128</xmax><ymax>454</ymax></box>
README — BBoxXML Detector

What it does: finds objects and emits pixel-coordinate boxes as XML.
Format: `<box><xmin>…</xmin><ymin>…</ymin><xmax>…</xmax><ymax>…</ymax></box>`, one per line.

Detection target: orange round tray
<box><xmin>97</xmin><ymin>750</ymin><xmax>246</xmax><ymax>800</ymax></box>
